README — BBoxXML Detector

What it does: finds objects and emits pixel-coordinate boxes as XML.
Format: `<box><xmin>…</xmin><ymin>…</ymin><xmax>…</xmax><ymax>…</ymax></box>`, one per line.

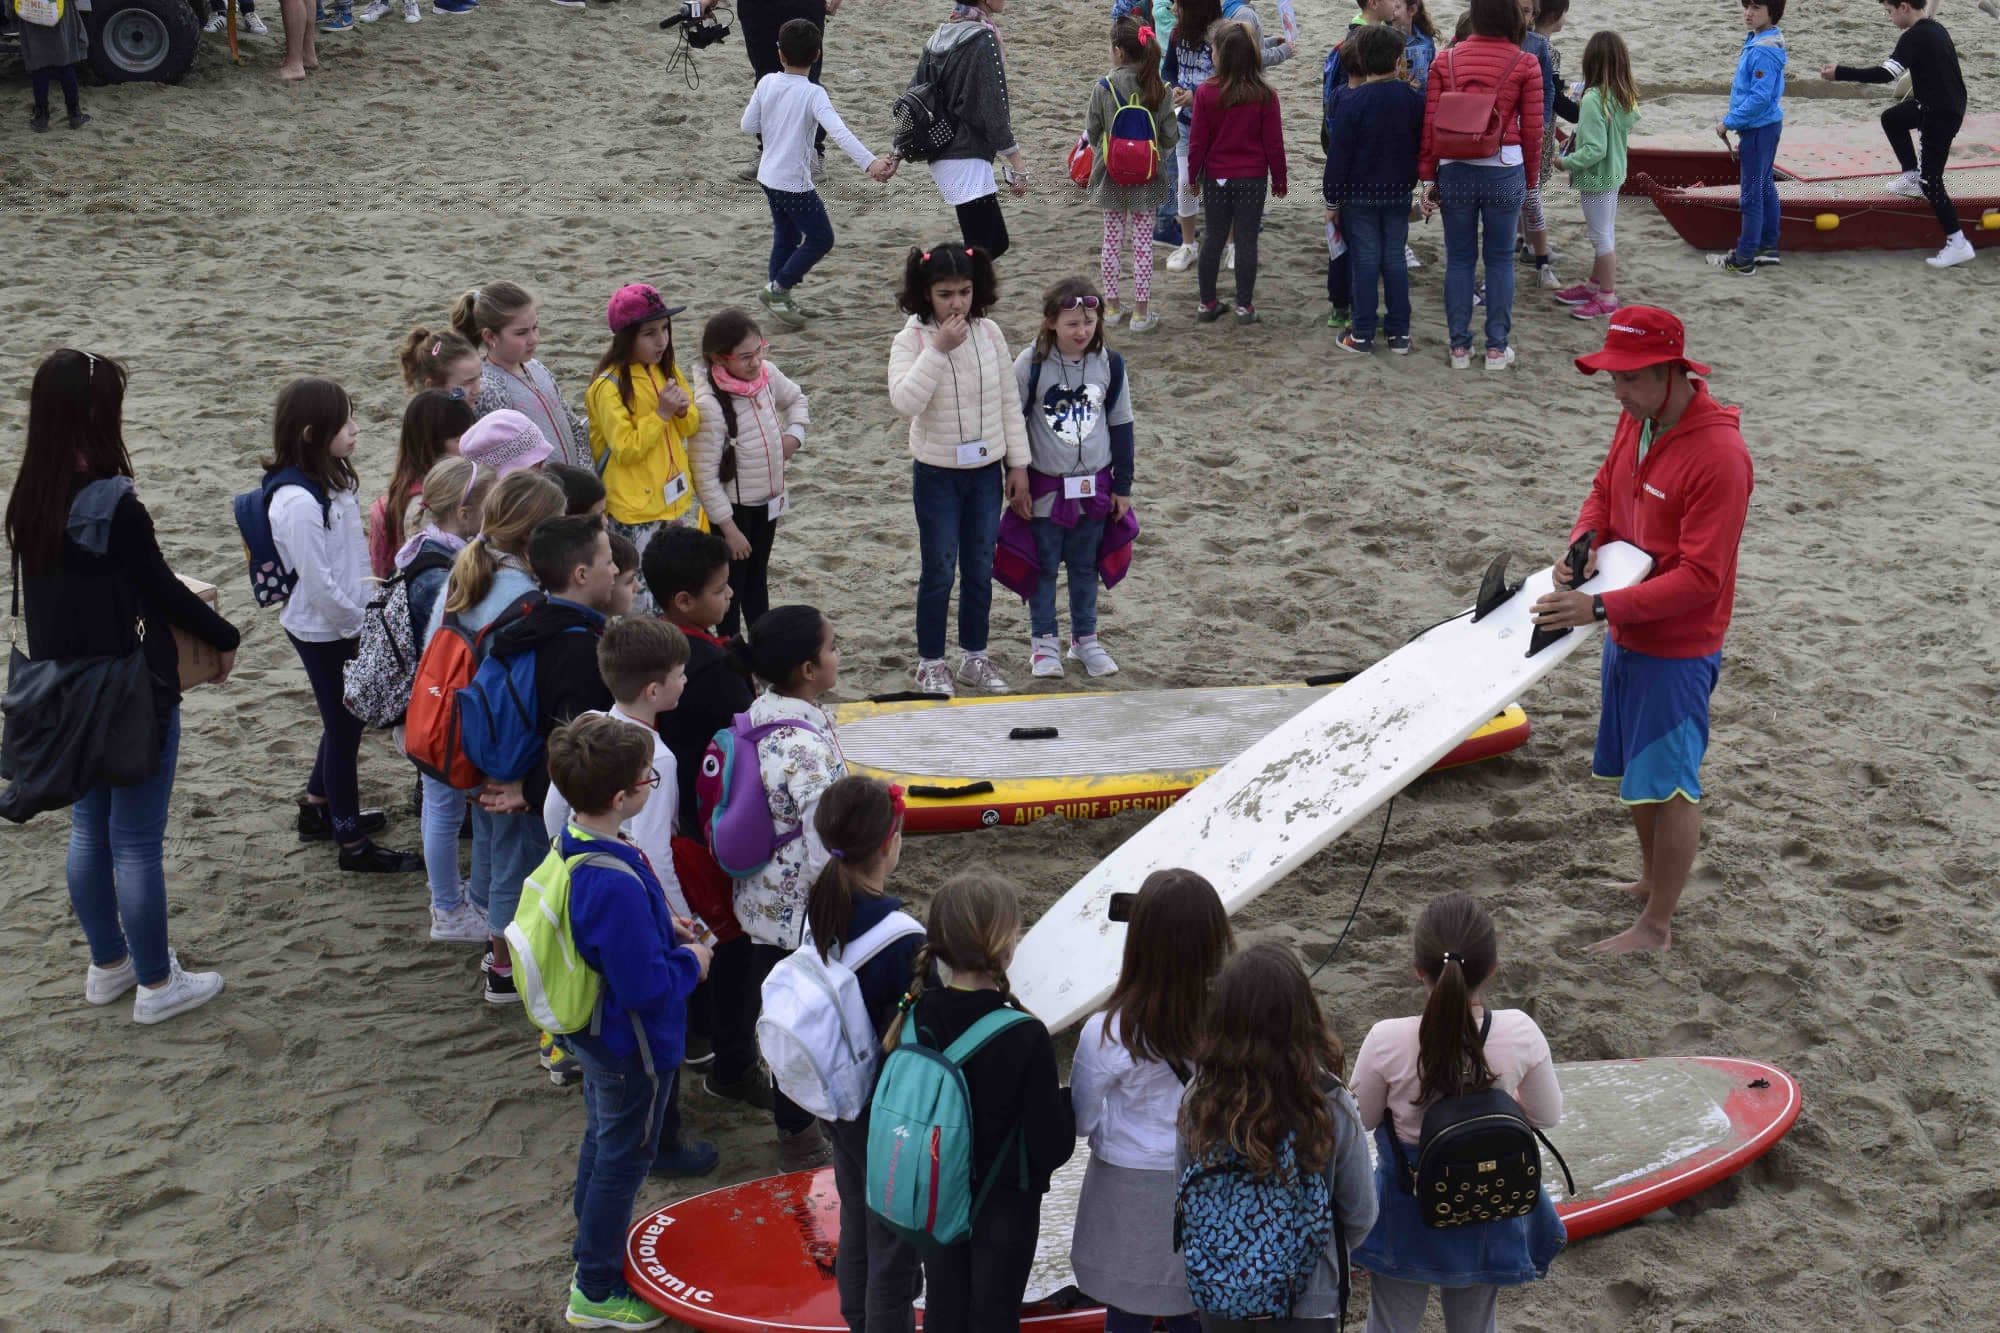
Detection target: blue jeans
<box><xmin>1439</xmin><ymin>162</ymin><xmax>1525</xmax><ymax>353</ymax></box>
<box><xmin>911</xmin><ymin>461</ymin><xmax>1002</xmax><ymax>661</ymax></box>
<box><xmin>564</xmin><ymin>1033</ymin><xmax>672</xmax><ymax>1302</ymax></box>
<box><xmin>475</xmin><ymin>807</ymin><xmax>546</xmax><ymax>936</ymax></box>
<box><xmin>68</xmin><ymin>708</ymin><xmax>181</xmax><ymax>987</ymax></box>
<box><xmin>764</xmin><ymin>186</ymin><xmax>835</xmax><ymax>291</ymax></box>
<box><xmin>1345</xmin><ymin>197</ymin><xmax>1414</xmax><ymax>342</ymax></box>
<box><xmin>1734</xmin><ymin>123</ymin><xmax>1782</xmax><ymax>262</ymax></box>
<box><xmin>1028</xmin><ymin>514</ymin><xmax>1105</xmax><ymax>639</ymax></box>
<box><xmin>419</xmin><ymin>772</ymin><xmax>478</xmax><ymax>914</ymax></box>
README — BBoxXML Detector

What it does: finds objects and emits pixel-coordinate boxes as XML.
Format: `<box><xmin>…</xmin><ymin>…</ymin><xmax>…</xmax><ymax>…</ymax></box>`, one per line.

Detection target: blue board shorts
<box><xmin>1592</xmin><ymin>638</ymin><xmax>1721</xmax><ymax>804</ymax></box>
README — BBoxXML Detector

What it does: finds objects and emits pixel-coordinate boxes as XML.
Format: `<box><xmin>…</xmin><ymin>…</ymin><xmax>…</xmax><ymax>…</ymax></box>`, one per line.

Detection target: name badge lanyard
<box><xmin>504</xmin><ymin>363</ymin><xmax>577</xmax><ymax>464</ymax></box>
<box><xmin>945</xmin><ymin>323</ymin><xmax>988</xmax><ymax>458</ymax></box>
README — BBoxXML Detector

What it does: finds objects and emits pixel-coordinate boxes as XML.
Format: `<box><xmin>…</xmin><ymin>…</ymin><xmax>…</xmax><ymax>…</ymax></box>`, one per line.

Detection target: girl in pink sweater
<box><xmin>1187</xmin><ymin>21</ymin><xmax>1288</xmax><ymax>324</ymax></box>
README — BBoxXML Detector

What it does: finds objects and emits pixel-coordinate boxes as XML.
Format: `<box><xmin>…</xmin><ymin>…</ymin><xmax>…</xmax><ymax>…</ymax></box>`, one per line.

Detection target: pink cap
<box><xmin>606</xmin><ymin>283</ymin><xmax>686</xmax><ymax>333</ymax></box>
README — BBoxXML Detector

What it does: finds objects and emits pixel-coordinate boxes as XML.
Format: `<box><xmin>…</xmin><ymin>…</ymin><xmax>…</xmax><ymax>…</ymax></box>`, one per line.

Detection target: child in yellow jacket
<box><xmin>588</xmin><ymin>284</ymin><xmax>705</xmax><ymax>613</ymax></box>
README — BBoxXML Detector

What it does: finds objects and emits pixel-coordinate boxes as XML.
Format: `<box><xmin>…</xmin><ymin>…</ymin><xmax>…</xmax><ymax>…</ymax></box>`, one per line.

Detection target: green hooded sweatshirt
<box><xmin>1558</xmin><ymin>86</ymin><xmax>1640</xmax><ymax>194</ymax></box>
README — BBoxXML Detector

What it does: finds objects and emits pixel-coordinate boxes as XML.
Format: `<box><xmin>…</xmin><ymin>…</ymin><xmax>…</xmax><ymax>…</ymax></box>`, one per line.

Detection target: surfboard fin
<box><xmin>1526</xmin><ymin>530</ymin><xmax>1595</xmax><ymax>658</ymax></box>
<box><xmin>1472</xmin><ymin>553</ymin><xmax>1522</xmax><ymax>623</ymax></box>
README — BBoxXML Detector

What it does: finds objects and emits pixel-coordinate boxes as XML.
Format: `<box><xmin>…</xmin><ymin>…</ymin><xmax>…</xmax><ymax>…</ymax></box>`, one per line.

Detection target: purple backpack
<box><xmin>696</xmin><ymin>713</ymin><xmax>825</xmax><ymax>879</ymax></box>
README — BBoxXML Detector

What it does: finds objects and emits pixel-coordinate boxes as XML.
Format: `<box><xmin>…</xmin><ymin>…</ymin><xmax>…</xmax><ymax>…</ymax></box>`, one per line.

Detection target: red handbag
<box><xmin>671</xmin><ymin>833</ymin><xmax>743</xmax><ymax>945</ymax></box>
<box><xmin>1068</xmin><ymin>132</ymin><xmax>1094</xmax><ymax>187</ymax></box>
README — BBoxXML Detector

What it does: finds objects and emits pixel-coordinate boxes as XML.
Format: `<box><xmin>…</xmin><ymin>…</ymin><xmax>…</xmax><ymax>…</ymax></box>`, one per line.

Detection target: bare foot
<box><xmin>278</xmin><ymin>63</ymin><xmax>306</xmax><ymax>80</ymax></box>
<box><xmin>1621</xmin><ymin>879</ymin><xmax>1652</xmax><ymax>903</ymax></box>
<box><xmin>1586</xmin><ymin>919</ymin><xmax>1671</xmax><ymax>955</ymax></box>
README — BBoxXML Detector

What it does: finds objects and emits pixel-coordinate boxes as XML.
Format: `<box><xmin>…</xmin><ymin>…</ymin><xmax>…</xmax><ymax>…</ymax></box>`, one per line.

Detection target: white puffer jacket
<box><xmin>688</xmin><ymin>363</ymin><xmax>811</xmax><ymax>524</ymax></box>
<box><xmin>886</xmin><ymin>314</ymin><xmax>1031</xmax><ymax>471</ymax></box>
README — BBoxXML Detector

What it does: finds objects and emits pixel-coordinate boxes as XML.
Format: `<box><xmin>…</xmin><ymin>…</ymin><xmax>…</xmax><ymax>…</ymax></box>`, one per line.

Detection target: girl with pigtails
<box><xmin>879</xmin><ymin>871</ymin><xmax>1074</xmax><ymax>1332</ymax></box>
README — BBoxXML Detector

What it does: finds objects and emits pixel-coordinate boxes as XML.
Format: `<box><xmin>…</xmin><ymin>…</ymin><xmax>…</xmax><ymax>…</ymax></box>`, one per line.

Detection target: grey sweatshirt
<box><xmin>920</xmin><ymin>20</ymin><xmax>1018</xmax><ymax>163</ymax></box>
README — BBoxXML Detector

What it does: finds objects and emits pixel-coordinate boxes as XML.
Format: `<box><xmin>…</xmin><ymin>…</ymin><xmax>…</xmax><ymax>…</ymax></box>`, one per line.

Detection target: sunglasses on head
<box><xmin>1059</xmin><ymin>295</ymin><xmax>1103</xmax><ymax>311</ymax></box>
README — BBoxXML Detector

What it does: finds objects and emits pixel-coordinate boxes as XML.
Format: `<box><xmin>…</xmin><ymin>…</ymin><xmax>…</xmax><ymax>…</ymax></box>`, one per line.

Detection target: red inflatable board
<box><xmin>625</xmin><ymin>1057</ymin><xmax>1800</xmax><ymax>1330</ymax></box>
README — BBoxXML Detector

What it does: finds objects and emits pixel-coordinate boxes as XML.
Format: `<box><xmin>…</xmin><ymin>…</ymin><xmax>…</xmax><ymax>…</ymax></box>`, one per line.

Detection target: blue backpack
<box><xmin>231</xmin><ymin>467</ymin><xmax>328</xmax><ymax>607</ymax></box>
<box><xmin>1176</xmin><ymin>1132</ymin><xmax>1346</xmax><ymax>1322</ymax></box>
<box><xmin>865</xmin><ymin>1005</ymin><xmax>1038</xmax><ymax>1251</ymax></box>
<box><xmin>454</xmin><ymin>604</ymin><xmax>590</xmax><ymax>785</ymax></box>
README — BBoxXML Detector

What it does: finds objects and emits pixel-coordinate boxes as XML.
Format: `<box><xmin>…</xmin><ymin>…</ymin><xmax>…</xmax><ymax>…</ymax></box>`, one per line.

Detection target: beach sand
<box><xmin>2</xmin><ymin>0</ymin><xmax>1997</xmax><ymax>1327</ymax></box>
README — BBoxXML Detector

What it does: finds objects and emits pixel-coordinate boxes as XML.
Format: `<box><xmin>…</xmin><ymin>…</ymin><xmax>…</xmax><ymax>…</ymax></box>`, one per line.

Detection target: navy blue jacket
<box><xmin>1323</xmin><ymin>78</ymin><xmax>1426</xmax><ymax>206</ymax></box>
<box><xmin>842</xmin><ymin>893</ymin><xmax>928</xmax><ymax>1041</ymax></box>
<box><xmin>563</xmin><ymin>824</ymin><xmax>703</xmax><ymax>1067</ymax></box>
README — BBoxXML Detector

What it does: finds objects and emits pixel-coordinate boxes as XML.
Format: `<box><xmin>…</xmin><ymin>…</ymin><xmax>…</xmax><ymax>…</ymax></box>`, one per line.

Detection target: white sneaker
<box><xmin>1225</xmin><ymin>242</ymin><xmax>1236</xmax><ymax>271</ymax></box>
<box><xmin>242</xmin><ymin>11</ymin><xmax>268</xmax><ymax>30</ymax></box>
<box><xmin>1925</xmin><ymin>233</ymin><xmax>1976</xmax><ymax>269</ymax></box>
<box><xmin>1484</xmin><ymin>346</ymin><xmax>1517</xmax><ymax>372</ymax></box>
<box><xmin>1538</xmin><ymin>264</ymin><xmax>1562</xmax><ymax>289</ymax></box>
<box><xmin>1127</xmin><ymin>311</ymin><xmax>1160</xmax><ymax>333</ymax></box>
<box><xmin>956</xmin><ymin>652</ymin><xmax>1010</xmax><ymax>693</ymax></box>
<box><xmin>1450</xmin><ymin>348</ymin><xmax>1472</xmax><ymax>371</ymax></box>
<box><xmin>358</xmin><ymin>0</ymin><xmax>388</xmax><ymax>18</ymax></box>
<box><xmin>1166</xmin><ymin>243</ymin><xmax>1197</xmax><ymax>273</ymax></box>
<box><xmin>1404</xmin><ymin>244</ymin><xmax>1422</xmax><ymax>271</ymax></box>
<box><xmin>203</xmin><ymin>11</ymin><xmax>225</xmax><ymax>30</ymax></box>
<box><xmin>1030</xmin><ymin>635</ymin><xmax>1064</xmax><ymax>678</ymax></box>
<box><xmin>1885</xmin><ymin>171</ymin><xmax>1924</xmax><ymax>198</ymax></box>
<box><xmin>430</xmin><ymin>899</ymin><xmax>488</xmax><ymax>944</ymax></box>
<box><xmin>1101</xmin><ymin>302</ymin><xmax>1125</xmax><ymax>328</ymax></box>
<box><xmin>1067</xmin><ymin>634</ymin><xmax>1119</xmax><ymax>678</ymax></box>
<box><xmin>402</xmin><ymin>0</ymin><xmax>418</xmax><ymax>19</ymax></box>
<box><xmin>914</xmin><ymin>657</ymin><xmax>955</xmax><ymax>697</ymax></box>
<box><xmin>132</xmin><ymin>954</ymin><xmax>224</xmax><ymax>1025</ymax></box>
<box><xmin>86</xmin><ymin>955</ymin><xmax>138</xmax><ymax>1005</ymax></box>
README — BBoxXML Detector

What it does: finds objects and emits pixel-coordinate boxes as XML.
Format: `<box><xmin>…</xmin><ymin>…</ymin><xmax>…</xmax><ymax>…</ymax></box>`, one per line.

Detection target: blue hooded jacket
<box><xmin>563</xmin><ymin>824</ymin><xmax>703</xmax><ymax>1067</ymax></box>
<box><xmin>1724</xmin><ymin>28</ymin><xmax>1786</xmax><ymax>131</ymax></box>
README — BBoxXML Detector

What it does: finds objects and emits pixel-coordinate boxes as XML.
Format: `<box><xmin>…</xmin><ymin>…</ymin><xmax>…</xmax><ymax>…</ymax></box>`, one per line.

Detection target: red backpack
<box><xmin>1431</xmin><ymin>46</ymin><xmax>1527</xmax><ymax>161</ymax></box>
<box><xmin>403</xmin><ymin>598</ymin><xmax>535</xmax><ymax>791</ymax></box>
<box><xmin>1101</xmin><ymin>77</ymin><xmax>1162</xmax><ymax>187</ymax></box>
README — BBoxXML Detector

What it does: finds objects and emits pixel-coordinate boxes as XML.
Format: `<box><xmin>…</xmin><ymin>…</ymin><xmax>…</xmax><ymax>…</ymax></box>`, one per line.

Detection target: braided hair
<box><xmin>881</xmin><ymin>870</ymin><xmax>1023</xmax><ymax>1051</ymax></box>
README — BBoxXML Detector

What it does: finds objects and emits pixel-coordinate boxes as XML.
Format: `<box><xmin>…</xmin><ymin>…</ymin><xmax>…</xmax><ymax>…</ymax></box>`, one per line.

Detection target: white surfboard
<box><xmin>1012</xmin><ymin>542</ymin><xmax>1653</xmax><ymax>1031</ymax></box>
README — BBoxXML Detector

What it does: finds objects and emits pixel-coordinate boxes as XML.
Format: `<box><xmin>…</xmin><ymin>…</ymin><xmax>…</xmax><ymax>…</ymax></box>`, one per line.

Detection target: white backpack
<box><xmin>758</xmin><ymin>910</ymin><xmax>925</xmax><ymax>1122</ymax></box>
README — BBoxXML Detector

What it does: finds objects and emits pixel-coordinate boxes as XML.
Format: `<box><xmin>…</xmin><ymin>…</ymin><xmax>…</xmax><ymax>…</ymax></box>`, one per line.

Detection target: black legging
<box><xmin>288</xmin><ymin>634</ymin><xmax>366</xmax><ymax>844</ymax></box>
<box><xmin>717</xmin><ymin>500</ymin><xmax>778</xmax><ymax>640</ymax></box>
<box><xmin>741</xmin><ymin>0</ymin><xmax>828</xmax><ymax>153</ymax></box>
<box><xmin>956</xmin><ymin>193</ymin><xmax>1011</xmax><ymax>262</ymax></box>
<box><xmin>1882</xmin><ymin>101</ymin><xmax>1963</xmax><ymax>239</ymax></box>
<box><xmin>32</xmin><ymin>66</ymin><xmax>81</xmax><ymax>117</ymax></box>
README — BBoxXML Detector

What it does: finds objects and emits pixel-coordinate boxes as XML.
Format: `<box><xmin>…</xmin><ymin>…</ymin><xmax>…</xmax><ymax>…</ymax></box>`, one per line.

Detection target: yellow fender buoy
<box><xmin>1983</xmin><ymin>209</ymin><xmax>2000</xmax><ymax>231</ymax></box>
<box><xmin>1814</xmin><ymin>213</ymin><xmax>1841</xmax><ymax>231</ymax></box>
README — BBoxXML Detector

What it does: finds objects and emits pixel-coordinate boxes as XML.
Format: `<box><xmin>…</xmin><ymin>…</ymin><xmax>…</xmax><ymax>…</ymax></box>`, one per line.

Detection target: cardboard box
<box><xmin>173</xmin><ymin>576</ymin><xmax>222</xmax><ymax>690</ymax></box>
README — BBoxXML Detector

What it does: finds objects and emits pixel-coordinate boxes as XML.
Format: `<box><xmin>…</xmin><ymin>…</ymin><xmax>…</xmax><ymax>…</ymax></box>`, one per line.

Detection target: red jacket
<box><xmin>1188</xmin><ymin>82</ymin><xmax>1288</xmax><ymax>196</ymax></box>
<box><xmin>1419</xmin><ymin>36</ymin><xmax>1544</xmax><ymax>183</ymax></box>
<box><xmin>1571</xmin><ymin>382</ymin><xmax>1753</xmax><ymax>658</ymax></box>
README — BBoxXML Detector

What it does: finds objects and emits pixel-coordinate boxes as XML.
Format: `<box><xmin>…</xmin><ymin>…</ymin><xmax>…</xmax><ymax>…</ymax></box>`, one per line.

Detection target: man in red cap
<box><xmin>1531</xmin><ymin>306</ymin><xmax>1754</xmax><ymax>954</ymax></box>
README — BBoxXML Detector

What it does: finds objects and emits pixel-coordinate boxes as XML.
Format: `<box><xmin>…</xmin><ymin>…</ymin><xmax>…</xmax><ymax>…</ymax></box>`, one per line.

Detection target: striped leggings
<box><xmin>1101</xmin><ymin>210</ymin><xmax>1154</xmax><ymax>305</ymax></box>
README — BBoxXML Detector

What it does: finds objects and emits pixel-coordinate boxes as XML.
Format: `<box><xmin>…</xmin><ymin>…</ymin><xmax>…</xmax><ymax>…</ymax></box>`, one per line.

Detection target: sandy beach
<box><xmin>3</xmin><ymin>0</ymin><xmax>1998</xmax><ymax>1327</ymax></box>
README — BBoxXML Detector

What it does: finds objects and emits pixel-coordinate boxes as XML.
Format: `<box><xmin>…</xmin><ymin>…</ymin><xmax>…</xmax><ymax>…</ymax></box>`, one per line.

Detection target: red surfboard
<box><xmin>625</xmin><ymin>1057</ymin><xmax>1799</xmax><ymax>1329</ymax></box>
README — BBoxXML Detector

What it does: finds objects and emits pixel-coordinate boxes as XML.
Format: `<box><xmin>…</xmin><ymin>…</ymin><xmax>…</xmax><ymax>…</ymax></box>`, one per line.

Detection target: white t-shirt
<box><xmin>928</xmin><ymin>157</ymin><xmax>998</xmax><ymax>208</ymax></box>
<box><xmin>1070</xmin><ymin>1011</ymin><xmax>1188</xmax><ymax>1171</ymax></box>
<box><xmin>741</xmin><ymin>72</ymin><xmax>878</xmax><ymax>195</ymax></box>
<box><xmin>542</xmin><ymin>706</ymin><xmax>688</xmax><ymax>920</ymax></box>
<box><xmin>1350</xmin><ymin>1007</ymin><xmax>1563</xmax><ymax>1146</ymax></box>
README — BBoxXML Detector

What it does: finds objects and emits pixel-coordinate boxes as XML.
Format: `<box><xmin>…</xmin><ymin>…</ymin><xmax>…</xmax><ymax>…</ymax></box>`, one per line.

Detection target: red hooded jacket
<box><xmin>1419</xmin><ymin>35</ymin><xmax>1545</xmax><ymax>183</ymax></box>
<box><xmin>1571</xmin><ymin>381</ymin><xmax>1753</xmax><ymax>659</ymax></box>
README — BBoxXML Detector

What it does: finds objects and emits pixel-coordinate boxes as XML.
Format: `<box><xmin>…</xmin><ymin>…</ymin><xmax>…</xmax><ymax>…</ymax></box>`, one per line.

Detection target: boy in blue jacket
<box><xmin>547</xmin><ymin>714</ymin><xmax>714</xmax><ymax>1331</ymax></box>
<box><xmin>1712</xmin><ymin>0</ymin><xmax>1787</xmax><ymax>274</ymax></box>
<box><xmin>1325</xmin><ymin>25</ymin><xmax>1426</xmax><ymax>354</ymax></box>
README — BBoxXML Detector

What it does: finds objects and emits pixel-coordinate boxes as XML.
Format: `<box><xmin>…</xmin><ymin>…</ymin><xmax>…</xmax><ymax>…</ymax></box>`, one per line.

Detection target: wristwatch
<box><xmin>1591</xmin><ymin>595</ymin><xmax>1607</xmax><ymax>622</ymax></box>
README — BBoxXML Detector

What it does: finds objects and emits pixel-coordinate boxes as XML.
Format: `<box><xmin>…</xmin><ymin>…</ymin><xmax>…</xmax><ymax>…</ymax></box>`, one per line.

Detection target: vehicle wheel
<box><xmin>86</xmin><ymin>0</ymin><xmax>200</xmax><ymax>84</ymax></box>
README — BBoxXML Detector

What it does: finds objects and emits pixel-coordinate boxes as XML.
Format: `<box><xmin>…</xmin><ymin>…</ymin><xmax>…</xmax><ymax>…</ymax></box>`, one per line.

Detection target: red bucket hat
<box><xmin>1574</xmin><ymin>305</ymin><xmax>1712</xmax><ymax>377</ymax></box>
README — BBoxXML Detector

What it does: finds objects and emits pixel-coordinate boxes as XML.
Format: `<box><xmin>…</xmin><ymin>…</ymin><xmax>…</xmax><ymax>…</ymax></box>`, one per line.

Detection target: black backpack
<box><xmin>893</xmin><ymin>47</ymin><xmax>960</xmax><ymax>163</ymax></box>
<box><xmin>1389</xmin><ymin>1012</ymin><xmax>1576</xmax><ymax>1229</ymax></box>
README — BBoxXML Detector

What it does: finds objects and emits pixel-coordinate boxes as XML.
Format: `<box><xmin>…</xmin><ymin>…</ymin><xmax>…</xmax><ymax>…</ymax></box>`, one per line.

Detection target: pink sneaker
<box><xmin>1571</xmin><ymin>294</ymin><xmax>1620</xmax><ymax>320</ymax></box>
<box><xmin>1552</xmin><ymin>281</ymin><xmax>1598</xmax><ymax>307</ymax></box>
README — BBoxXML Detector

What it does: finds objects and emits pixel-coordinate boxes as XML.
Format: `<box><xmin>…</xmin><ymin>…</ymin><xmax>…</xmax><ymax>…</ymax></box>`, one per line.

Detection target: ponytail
<box><xmin>443</xmin><ymin>470</ymin><xmax>563</xmax><ymax>613</ymax></box>
<box><xmin>806</xmin><ymin>776</ymin><xmax>905</xmax><ymax>961</ymax></box>
<box><xmin>1413</xmin><ymin>891</ymin><xmax>1500</xmax><ymax>1104</ymax></box>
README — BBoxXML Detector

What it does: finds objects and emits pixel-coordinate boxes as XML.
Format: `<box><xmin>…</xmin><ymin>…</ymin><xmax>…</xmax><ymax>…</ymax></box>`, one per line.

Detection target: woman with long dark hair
<box><xmin>5</xmin><ymin>350</ymin><xmax>239</xmax><ymax>1023</ymax></box>
<box><xmin>911</xmin><ymin>0</ymin><xmax>1032</xmax><ymax>260</ymax></box>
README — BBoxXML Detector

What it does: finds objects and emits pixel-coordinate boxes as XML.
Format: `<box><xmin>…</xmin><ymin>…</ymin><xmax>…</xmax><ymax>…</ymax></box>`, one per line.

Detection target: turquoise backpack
<box><xmin>865</xmin><ymin>1006</ymin><xmax>1037</xmax><ymax>1250</ymax></box>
